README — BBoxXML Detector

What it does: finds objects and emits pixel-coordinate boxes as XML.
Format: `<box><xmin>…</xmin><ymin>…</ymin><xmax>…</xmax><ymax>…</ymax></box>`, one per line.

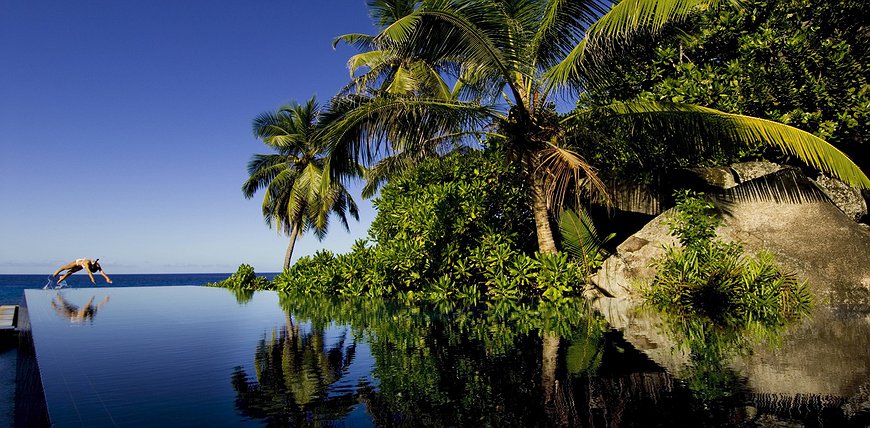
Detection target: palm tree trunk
<box><xmin>284</xmin><ymin>222</ymin><xmax>300</xmax><ymax>270</ymax></box>
<box><xmin>531</xmin><ymin>163</ymin><xmax>559</xmax><ymax>254</ymax></box>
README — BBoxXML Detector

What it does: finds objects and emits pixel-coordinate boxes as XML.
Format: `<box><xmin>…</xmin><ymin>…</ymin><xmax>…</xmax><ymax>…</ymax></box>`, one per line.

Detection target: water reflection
<box><xmin>50</xmin><ymin>293</ymin><xmax>110</xmax><ymax>323</ymax></box>
<box><xmin>243</xmin><ymin>292</ymin><xmax>870</xmax><ymax>427</ymax></box>
<box><xmin>231</xmin><ymin>314</ymin><xmax>360</xmax><ymax>426</ymax></box>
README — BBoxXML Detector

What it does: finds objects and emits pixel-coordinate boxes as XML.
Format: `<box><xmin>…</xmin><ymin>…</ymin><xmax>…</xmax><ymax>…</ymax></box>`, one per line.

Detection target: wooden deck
<box><xmin>0</xmin><ymin>305</ymin><xmax>18</xmax><ymax>330</ymax></box>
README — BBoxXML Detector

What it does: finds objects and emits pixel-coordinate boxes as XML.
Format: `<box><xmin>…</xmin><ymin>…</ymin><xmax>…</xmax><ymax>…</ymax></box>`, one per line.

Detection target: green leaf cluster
<box><xmin>268</xmin><ymin>291</ymin><xmax>606</xmax><ymax>426</ymax></box>
<box><xmin>271</xmin><ymin>149</ymin><xmax>596</xmax><ymax>304</ymax></box>
<box><xmin>206</xmin><ymin>263</ymin><xmax>270</xmax><ymax>291</ymax></box>
<box><xmin>643</xmin><ymin>191</ymin><xmax>813</xmax><ymax>400</ymax></box>
<box><xmin>585</xmin><ymin>0</ymin><xmax>869</xmax><ymax>174</ymax></box>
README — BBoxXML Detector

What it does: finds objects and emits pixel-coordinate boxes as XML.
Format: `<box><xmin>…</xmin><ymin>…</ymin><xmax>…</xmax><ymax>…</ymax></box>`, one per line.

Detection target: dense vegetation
<box><xmin>227</xmin><ymin>0</ymin><xmax>870</xmax><ymax>306</ymax></box>
<box><xmin>643</xmin><ymin>191</ymin><xmax>812</xmax><ymax>399</ymax></box>
<box><xmin>645</xmin><ymin>191</ymin><xmax>812</xmax><ymax>325</ymax></box>
<box><xmin>583</xmin><ymin>0</ymin><xmax>869</xmax><ymax>179</ymax></box>
<box><xmin>273</xmin><ymin>148</ymin><xmax>601</xmax><ymax>305</ymax></box>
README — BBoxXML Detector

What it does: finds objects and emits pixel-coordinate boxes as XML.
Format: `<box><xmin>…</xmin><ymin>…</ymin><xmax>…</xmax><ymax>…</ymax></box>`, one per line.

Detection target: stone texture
<box><xmin>593</xmin><ymin>173</ymin><xmax>870</xmax><ymax>305</ymax></box>
<box><xmin>687</xmin><ymin>166</ymin><xmax>738</xmax><ymax>189</ymax></box>
<box><xmin>590</xmin><ymin>212</ymin><xmax>677</xmax><ymax>298</ymax></box>
<box><xmin>812</xmin><ymin>174</ymin><xmax>868</xmax><ymax>222</ymax></box>
<box><xmin>589</xmin><ymin>165</ymin><xmax>870</xmax><ymax>417</ymax></box>
<box><xmin>730</xmin><ymin>160</ymin><xmax>783</xmax><ymax>183</ymax></box>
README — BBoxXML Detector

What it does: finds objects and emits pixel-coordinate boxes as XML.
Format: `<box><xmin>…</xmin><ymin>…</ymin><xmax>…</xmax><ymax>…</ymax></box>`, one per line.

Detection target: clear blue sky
<box><xmin>0</xmin><ymin>1</ymin><xmax>380</xmax><ymax>273</ymax></box>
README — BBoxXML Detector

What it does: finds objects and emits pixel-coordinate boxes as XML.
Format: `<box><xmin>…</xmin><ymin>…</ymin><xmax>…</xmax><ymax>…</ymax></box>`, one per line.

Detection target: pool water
<box><xmin>20</xmin><ymin>287</ymin><xmax>373</xmax><ymax>427</ymax></box>
<box><xmin>17</xmin><ymin>286</ymin><xmax>870</xmax><ymax>427</ymax></box>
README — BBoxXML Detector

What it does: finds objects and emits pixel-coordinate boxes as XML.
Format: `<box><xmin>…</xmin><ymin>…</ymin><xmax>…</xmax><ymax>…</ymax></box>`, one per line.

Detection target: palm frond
<box><xmin>243</xmin><ymin>154</ymin><xmax>288</xmax><ymax>199</ymax></box>
<box><xmin>367</xmin><ymin>0</ymin><xmax>418</xmax><ymax>27</ymax></box>
<box><xmin>322</xmin><ymin>94</ymin><xmax>497</xmax><ymax>172</ymax></box>
<box><xmin>332</xmin><ymin>33</ymin><xmax>376</xmax><ymax>51</ymax></box>
<box><xmin>579</xmin><ymin>101</ymin><xmax>870</xmax><ymax>189</ymax></box>
<box><xmin>544</xmin><ymin>0</ymin><xmax>724</xmax><ymax>89</ymax></box>
<box><xmin>530</xmin><ymin>0</ymin><xmax>609</xmax><ymax>69</ymax></box>
<box><xmin>558</xmin><ymin>206</ymin><xmax>614</xmax><ymax>266</ymax></box>
<box><xmin>537</xmin><ymin>143</ymin><xmax>610</xmax><ymax>211</ymax></box>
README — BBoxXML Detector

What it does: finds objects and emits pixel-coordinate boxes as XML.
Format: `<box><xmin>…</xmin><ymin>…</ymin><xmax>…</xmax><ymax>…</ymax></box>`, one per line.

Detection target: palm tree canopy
<box><xmin>326</xmin><ymin>0</ymin><xmax>869</xmax><ymax>194</ymax></box>
<box><xmin>244</xmin><ymin>97</ymin><xmax>361</xmax><ymax>240</ymax></box>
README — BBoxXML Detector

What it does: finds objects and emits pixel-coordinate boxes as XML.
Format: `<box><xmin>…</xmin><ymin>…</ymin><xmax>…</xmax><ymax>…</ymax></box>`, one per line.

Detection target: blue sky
<box><xmin>0</xmin><ymin>1</ymin><xmax>380</xmax><ymax>273</ymax></box>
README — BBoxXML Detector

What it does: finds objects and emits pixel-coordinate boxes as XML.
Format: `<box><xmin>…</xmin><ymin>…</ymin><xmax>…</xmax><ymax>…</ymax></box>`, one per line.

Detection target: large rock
<box><xmin>592</xmin><ymin>170</ymin><xmax>870</xmax><ymax>305</ymax></box>
<box><xmin>730</xmin><ymin>160</ymin><xmax>783</xmax><ymax>183</ymax></box>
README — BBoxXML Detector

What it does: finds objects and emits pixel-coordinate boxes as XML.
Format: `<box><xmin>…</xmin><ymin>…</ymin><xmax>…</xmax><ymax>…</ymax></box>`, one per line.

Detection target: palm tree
<box><xmin>243</xmin><ymin>97</ymin><xmax>361</xmax><ymax>270</ymax></box>
<box><xmin>323</xmin><ymin>0</ymin><xmax>870</xmax><ymax>256</ymax></box>
<box><xmin>334</xmin><ymin>1</ymin><xmax>473</xmax><ymax>198</ymax></box>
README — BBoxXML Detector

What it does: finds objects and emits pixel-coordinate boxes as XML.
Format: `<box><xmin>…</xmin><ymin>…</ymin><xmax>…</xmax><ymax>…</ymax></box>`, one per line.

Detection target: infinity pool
<box><xmin>18</xmin><ymin>286</ymin><xmax>870</xmax><ymax>427</ymax></box>
<box><xmin>19</xmin><ymin>287</ymin><xmax>373</xmax><ymax>427</ymax></box>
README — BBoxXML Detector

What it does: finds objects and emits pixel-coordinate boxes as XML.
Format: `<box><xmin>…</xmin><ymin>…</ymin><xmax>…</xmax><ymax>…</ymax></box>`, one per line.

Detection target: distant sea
<box><xmin>0</xmin><ymin>273</ymin><xmax>281</xmax><ymax>306</ymax></box>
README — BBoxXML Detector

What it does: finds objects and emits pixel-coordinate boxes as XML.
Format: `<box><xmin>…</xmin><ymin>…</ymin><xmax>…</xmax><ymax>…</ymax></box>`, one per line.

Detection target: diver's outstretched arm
<box><xmin>99</xmin><ymin>271</ymin><xmax>112</xmax><ymax>284</ymax></box>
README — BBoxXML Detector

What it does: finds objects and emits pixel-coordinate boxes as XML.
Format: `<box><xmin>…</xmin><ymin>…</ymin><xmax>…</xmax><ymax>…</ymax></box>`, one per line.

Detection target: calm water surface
<box><xmin>1</xmin><ymin>274</ymin><xmax>265</xmax><ymax>428</ymax></box>
<box><xmin>14</xmin><ymin>285</ymin><xmax>870</xmax><ymax>427</ymax></box>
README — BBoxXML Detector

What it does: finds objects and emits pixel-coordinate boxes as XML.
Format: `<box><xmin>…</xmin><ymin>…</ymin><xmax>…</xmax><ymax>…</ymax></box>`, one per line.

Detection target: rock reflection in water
<box><xmin>594</xmin><ymin>296</ymin><xmax>870</xmax><ymax>426</ymax></box>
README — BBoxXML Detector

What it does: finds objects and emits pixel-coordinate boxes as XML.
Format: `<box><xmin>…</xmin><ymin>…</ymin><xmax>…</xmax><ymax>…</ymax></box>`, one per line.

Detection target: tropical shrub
<box><xmin>643</xmin><ymin>191</ymin><xmax>813</xmax><ymax>399</ymax></box>
<box><xmin>206</xmin><ymin>264</ymin><xmax>271</xmax><ymax>291</ymax></box>
<box><xmin>584</xmin><ymin>0</ymin><xmax>869</xmax><ymax>176</ymax></box>
<box><xmin>644</xmin><ymin>191</ymin><xmax>812</xmax><ymax>326</ymax></box>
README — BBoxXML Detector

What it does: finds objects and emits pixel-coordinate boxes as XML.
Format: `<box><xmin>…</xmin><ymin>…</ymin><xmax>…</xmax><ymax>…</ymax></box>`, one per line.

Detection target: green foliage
<box><xmin>666</xmin><ymin>189</ymin><xmax>720</xmax><ymax>252</ymax></box>
<box><xmin>206</xmin><ymin>264</ymin><xmax>270</xmax><ymax>291</ymax></box>
<box><xmin>244</xmin><ymin>97</ymin><xmax>361</xmax><ymax>269</ymax></box>
<box><xmin>267</xmin><ymin>291</ymin><xmax>606</xmax><ymax>426</ymax></box>
<box><xmin>558</xmin><ymin>207</ymin><xmax>614</xmax><ymax>272</ymax></box>
<box><xmin>585</xmin><ymin>0</ymin><xmax>869</xmax><ymax>174</ymax></box>
<box><xmin>269</xmin><ymin>149</ymin><xmax>598</xmax><ymax>304</ymax></box>
<box><xmin>646</xmin><ymin>191</ymin><xmax>812</xmax><ymax>326</ymax></box>
<box><xmin>643</xmin><ymin>191</ymin><xmax>813</xmax><ymax>400</ymax></box>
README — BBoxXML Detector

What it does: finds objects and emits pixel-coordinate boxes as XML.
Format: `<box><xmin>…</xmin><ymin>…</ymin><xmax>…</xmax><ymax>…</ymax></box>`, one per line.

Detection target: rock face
<box><xmin>812</xmin><ymin>174</ymin><xmax>868</xmax><ymax>222</ymax></box>
<box><xmin>592</xmin><ymin>168</ymin><xmax>870</xmax><ymax>305</ymax></box>
<box><xmin>730</xmin><ymin>160</ymin><xmax>783</xmax><ymax>183</ymax></box>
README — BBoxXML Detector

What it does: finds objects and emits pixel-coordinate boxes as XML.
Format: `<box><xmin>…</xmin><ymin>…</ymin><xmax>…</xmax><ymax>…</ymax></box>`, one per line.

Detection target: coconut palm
<box><xmin>335</xmin><ymin>1</ymin><xmax>475</xmax><ymax>198</ymax></box>
<box><xmin>323</xmin><ymin>0</ymin><xmax>870</xmax><ymax>256</ymax></box>
<box><xmin>243</xmin><ymin>97</ymin><xmax>361</xmax><ymax>270</ymax></box>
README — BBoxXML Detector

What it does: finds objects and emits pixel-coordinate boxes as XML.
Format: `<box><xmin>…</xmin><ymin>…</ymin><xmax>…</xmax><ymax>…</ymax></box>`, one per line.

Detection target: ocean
<box><xmin>0</xmin><ymin>273</ymin><xmax>280</xmax><ymax>306</ymax></box>
<box><xmin>0</xmin><ymin>273</ymin><xmax>277</xmax><ymax>427</ymax></box>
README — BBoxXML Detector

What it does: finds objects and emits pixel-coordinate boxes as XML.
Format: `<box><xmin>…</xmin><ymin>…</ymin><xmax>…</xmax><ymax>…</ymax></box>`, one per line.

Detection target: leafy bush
<box><xmin>582</xmin><ymin>0</ymin><xmax>869</xmax><ymax>176</ymax></box>
<box><xmin>206</xmin><ymin>264</ymin><xmax>270</xmax><ymax>291</ymax></box>
<box><xmin>645</xmin><ymin>191</ymin><xmax>812</xmax><ymax>327</ymax></box>
<box><xmin>215</xmin><ymin>148</ymin><xmax>611</xmax><ymax>305</ymax></box>
<box><xmin>268</xmin><ymin>148</ymin><xmax>597</xmax><ymax>304</ymax></box>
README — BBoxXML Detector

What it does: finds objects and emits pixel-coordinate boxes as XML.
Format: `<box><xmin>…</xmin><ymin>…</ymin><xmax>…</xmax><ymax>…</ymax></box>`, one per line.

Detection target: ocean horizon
<box><xmin>0</xmin><ymin>273</ymin><xmax>281</xmax><ymax>306</ymax></box>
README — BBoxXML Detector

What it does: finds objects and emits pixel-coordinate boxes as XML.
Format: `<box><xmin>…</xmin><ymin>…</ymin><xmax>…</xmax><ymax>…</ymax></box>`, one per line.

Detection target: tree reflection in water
<box><xmin>228</xmin><ymin>292</ymin><xmax>851</xmax><ymax>427</ymax></box>
<box><xmin>231</xmin><ymin>314</ymin><xmax>359</xmax><ymax>426</ymax></box>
